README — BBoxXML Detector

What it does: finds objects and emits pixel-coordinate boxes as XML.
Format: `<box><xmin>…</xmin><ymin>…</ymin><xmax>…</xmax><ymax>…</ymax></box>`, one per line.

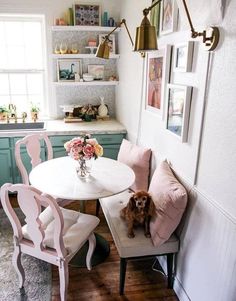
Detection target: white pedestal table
<box><xmin>29</xmin><ymin>156</ymin><xmax>135</xmax><ymax>266</ymax></box>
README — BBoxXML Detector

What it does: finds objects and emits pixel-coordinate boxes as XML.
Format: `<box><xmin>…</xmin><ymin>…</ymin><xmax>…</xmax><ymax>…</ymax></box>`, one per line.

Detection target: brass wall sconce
<box><xmin>96</xmin><ymin>0</ymin><xmax>220</xmax><ymax>59</ymax></box>
<box><xmin>96</xmin><ymin>19</ymin><xmax>134</xmax><ymax>59</ymax></box>
<box><xmin>134</xmin><ymin>0</ymin><xmax>220</xmax><ymax>52</ymax></box>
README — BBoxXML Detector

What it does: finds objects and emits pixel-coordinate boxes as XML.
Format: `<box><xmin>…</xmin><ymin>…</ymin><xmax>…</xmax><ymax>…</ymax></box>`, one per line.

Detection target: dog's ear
<box><xmin>127</xmin><ymin>195</ymin><xmax>136</xmax><ymax>211</ymax></box>
<box><xmin>147</xmin><ymin>194</ymin><xmax>156</xmax><ymax>216</ymax></box>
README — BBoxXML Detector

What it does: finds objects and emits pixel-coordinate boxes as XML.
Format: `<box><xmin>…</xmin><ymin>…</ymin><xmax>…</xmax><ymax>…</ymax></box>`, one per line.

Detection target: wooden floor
<box><xmin>51</xmin><ymin>201</ymin><xmax>179</xmax><ymax>301</ymax></box>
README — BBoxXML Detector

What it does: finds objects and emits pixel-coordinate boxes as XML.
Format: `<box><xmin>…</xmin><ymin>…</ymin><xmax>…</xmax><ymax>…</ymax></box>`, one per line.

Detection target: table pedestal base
<box><xmin>69</xmin><ymin>233</ymin><xmax>110</xmax><ymax>267</ymax></box>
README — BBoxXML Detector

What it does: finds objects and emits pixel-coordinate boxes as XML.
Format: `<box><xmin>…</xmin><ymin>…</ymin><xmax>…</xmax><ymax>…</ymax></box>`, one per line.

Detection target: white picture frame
<box><xmin>99</xmin><ymin>34</ymin><xmax>116</xmax><ymax>54</ymax></box>
<box><xmin>88</xmin><ymin>64</ymin><xmax>105</xmax><ymax>80</ymax></box>
<box><xmin>57</xmin><ymin>59</ymin><xmax>82</xmax><ymax>82</ymax></box>
<box><xmin>165</xmin><ymin>84</ymin><xmax>192</xmax><ymax>142</ymax></box>
<box><xmin>73</xmin><ymin>3</ymin><xmax>101</xmax><ymax>26</ymax></box>
<box><xmin>145</xmin><ymin>45</ymin><xmax>171</xmax><ymax>119</ymax></box>
<box><xmin>173</xmin><ymin>41</ymin><xmax>194</xmax><ymax>72</ymax></box>
<box><xmin>159</xmin><ymin>0</ymin><xmax>178</xmax><ymax>36</ymax></box>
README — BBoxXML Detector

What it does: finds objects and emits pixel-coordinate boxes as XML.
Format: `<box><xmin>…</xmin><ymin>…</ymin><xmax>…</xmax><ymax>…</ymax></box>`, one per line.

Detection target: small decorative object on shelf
<box><xmin>85</xmin><ymin>46</ymin><xmax>98</xmax><ymax>54</ymax></box>
<box><xmin>103</xmin><ymin>11</ymin><xmax>108</xmax><ymax>26</ymax></box>
<box><xmin>109</xmin><ymin>75</ymin><xmax>117</xmax><ymax>81</ymax></box>
<box><xmin>60</xmin><ymin>104</ymin><xmax>83</xmax><ymax>123</ymax></box>
<box><xmin>108</xmin><ymin>17</ymin><xmax>115</xmax><ymax>27</ymax></box>
<box><xmin>71</xmin><ymin>43</ymin><xmax>79</xmax><ymax>54</ymax></box>
<box><xmin>98</xmin><ymin>96</ymin><xmax>108</xmax><ymax>118</ymax></box>
<box><xmin>54</xmin><ymin>44</ymin><xmax>61</xmax><ymax>54</ymax></box>
<box><xmin>88</xmin><ymin>38</ymin><xmax>97</xmax><ymax>47</ymax></box>
<box><xmin>60</xmin><ymin>42</ymin><xmax>68</xmax><ymax>54</ymax></box>
<box><xmin>83</xmin><ymin>73</ymin><xmax>94</xmax><ymax>82</ymax></box>
<box><xmin>80</xmin><ymin>104</ymin><xmax>97</xmax><ymax>121</ymax></box>
<box><xmin>88</xmin><ymin>64</ymin><xmax>104</xmax><ymax>80</ymax></box>
<box><xmin>74</xmin><ymin>4</ymin><xmax>101</xmax><ymax>26</ymax></box>
<box><xmin>57</xmin><ymin>59</ymin><xmax>82</xmax><ymax>81</ymax></box>
<box><xmin>74</xmin><ymin>72</ymin><xmax>80</xmax><ymax>81</ymax></box>
<box><xmin>64</xmin><ymin>134</ymin><xmax>103</xmax><ymax>179</ymax></box>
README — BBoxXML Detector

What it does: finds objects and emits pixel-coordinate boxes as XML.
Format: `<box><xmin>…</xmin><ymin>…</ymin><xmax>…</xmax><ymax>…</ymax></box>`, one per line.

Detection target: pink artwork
<box><xmin>147</xmin><ymin>57</ymin><xmax>163</xmax><ymax>110</ymax></box>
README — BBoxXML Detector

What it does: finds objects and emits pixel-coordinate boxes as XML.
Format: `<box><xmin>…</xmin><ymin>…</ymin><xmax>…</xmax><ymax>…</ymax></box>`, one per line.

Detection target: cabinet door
<box><xmin>0</xmin><ymin>149</ymin><xmax>13</xmax><ymax>186</ymax></box>
<box><xmin>53</xmin><ymin>147</ymin><xmax>68</xmax><ymax>158</ymax></box>
<box><xmin>103</xmin><ymin>145</ymin><xmax>121</xmax><ymax>160</ymax></box>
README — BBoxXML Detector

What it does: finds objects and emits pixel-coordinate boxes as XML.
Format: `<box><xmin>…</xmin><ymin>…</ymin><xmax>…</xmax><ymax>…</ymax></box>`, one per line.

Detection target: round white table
<box><xmin>29</xmin><ymin>156</ymin><xmax>135</xmax><ymax>267</ymax></box>
<box><xmin>29</xmin><ymin>156</ymin><xmax>135</xmax><ymax>201</ymax></box>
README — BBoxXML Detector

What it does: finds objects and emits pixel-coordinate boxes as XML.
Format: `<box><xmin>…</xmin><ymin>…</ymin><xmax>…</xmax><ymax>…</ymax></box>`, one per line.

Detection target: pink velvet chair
<box><xmin>15</xmin><ymin>133</ymin><xmax>70</xmax><ymax>207</ymax></box>
<box><xmin>1</xmin><ymin>183</ymin><xmax>100</xmax><ymax>301</ymax></box>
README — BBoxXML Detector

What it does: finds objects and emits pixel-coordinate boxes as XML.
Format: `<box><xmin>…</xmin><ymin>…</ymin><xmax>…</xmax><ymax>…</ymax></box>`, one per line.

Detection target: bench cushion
<box><xmin>117</xmin><ymin>139</ymin><xmax>151</xmax><ymax>192</ymax></box>
<box><xmin>100</xmin><ymin>190</ymin><xmax>179</xmax><ymax>258</ymax></box>
<box><xmin>149</xmin><ymin>161</ymin><xmax>188</xmax><ymax>247</ymax></box>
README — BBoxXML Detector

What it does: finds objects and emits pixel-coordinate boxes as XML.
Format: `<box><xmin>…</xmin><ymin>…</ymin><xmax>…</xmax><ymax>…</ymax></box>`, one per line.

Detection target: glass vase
<box><xmin>76</xmin><ymin>158</ymin><xmax>93</xmax><ymax>179</ymax></box>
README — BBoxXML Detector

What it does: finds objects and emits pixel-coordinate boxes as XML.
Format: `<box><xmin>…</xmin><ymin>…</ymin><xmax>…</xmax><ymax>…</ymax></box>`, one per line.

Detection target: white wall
<box><xmin>117</xmin><ymin>0</ymin><xmax>236</xmax><ymax>300</ymax></box>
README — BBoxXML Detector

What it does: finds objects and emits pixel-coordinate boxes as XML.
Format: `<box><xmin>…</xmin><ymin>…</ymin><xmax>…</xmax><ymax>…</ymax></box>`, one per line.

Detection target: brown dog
<box><xmin>120</xmin><ymin>191</ymin><xmax>156</xmax><ymax>238</ymax></box>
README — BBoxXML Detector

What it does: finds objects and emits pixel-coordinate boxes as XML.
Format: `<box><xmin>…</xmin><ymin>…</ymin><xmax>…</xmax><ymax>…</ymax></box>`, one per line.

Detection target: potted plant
<box><xmin>30</xmin><ymin>103</ymin><xmax>40</xmax><ymax>121</ymax></box>
<box><xmin>0</xmin><ymin>106</ymin><xmax>9</xmax><ymax>120</ymax></box>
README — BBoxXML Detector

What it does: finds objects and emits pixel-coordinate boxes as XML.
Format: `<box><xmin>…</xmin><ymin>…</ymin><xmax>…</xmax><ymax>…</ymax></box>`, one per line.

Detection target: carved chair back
<box><xmin>0</xmin><ymin>183</ymin><xmax>67</xmax><ymax>259</ymax></box>
<box><xmin>15</xmin><ymin>133</ymin><xmax>53</xmax><ymax>185</ymax></box>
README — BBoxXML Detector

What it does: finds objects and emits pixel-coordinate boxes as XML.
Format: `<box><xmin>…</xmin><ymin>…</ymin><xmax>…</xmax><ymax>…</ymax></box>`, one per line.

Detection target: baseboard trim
<box><xmin>157</xmin><ymin>256</ymin><xmax>191</xmax><ymax>301</ymax></box>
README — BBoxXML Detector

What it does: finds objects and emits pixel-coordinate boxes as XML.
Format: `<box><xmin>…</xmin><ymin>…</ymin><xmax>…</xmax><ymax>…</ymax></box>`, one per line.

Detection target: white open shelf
<box><xmin>53</xmin><ymin>81</ymin><xmax>119</xmax><ymax>86</ymax></box>
<box><xmin>52</xmin><ymin>53</ymin><xmax>120</xmax><ymax>59</ymax></box>
<box><xmin>51</xmin><ymin>25</ymin><xmax>120</xmax><ymax>32</ymax></box>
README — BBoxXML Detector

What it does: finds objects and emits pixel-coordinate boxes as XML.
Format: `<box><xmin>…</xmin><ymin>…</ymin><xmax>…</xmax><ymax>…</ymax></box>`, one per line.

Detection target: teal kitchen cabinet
<box><xmin>92</xmin><ymin>134</ymin><xmax>125</xmax><ymax>159</ymax></box>
<box><xmin>49</xmin><ymin>135</ymin><xmax>74</xmax><ymax>158</ymax></box>
<box><xmin>0</xmin><ymin>138</ymin><xmax>13</xmax><ymax>186</ymax></box>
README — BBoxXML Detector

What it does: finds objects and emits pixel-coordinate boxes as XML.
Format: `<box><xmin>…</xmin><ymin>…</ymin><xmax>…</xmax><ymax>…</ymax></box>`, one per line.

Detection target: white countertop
<box><xmin>0</xmin><ymin>119</ymin><xmax>126</xmax><ymax>137</ymax></box>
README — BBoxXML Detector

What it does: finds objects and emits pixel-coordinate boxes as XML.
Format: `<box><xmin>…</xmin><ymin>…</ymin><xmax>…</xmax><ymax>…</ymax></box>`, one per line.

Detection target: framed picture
<box><xmin>150</xmin><ymin>0</ymin><xmax>161</xmax><ymax>35</ymax></box>
<box><xmin>57</xmin><ymin>59</ymin><xmax>82</xmax><ymax>81</ymax></box>
<box><xmin>159</xmin><ymin>0</ymin><xmax>178</xmax><ymax>35</ymax></box>
<box><xmin>166</xmin><ymin>84</ymin><xmax>192</xmax><ymax>142</ymax></box>
<box><xmin>99</xmin><ymin>34</ymin><xmax>116</xmax><ymax>54</ymax></box>
<box><xmin>145</xmin><ymin>45</ymin><xmax>171</xmax><ymax>118</ymax></box>
<box><xmin>73</xmin><ymin>3</ymin><xmax>101</xmax><ymax>26</ymax></box>
<box><xmin>88</xmin><ymin>64</ymin><xmax>104</xmax><ymax>80</ymax></box>
<box><xmin>173</xmin><ymin>41</ymin><xmax>194</xmax><ymax>72</ymax></box>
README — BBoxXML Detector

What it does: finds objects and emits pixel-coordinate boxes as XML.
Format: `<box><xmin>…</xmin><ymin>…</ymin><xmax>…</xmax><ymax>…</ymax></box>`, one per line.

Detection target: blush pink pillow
<box><xmin>149</xmin><ymin>161</ymin><xmax>187</xmax><ymax>247</ymax></box>
<box><xmin>117</xmin><ymin>139</ymin><xmax>151</xmax><ymax>192</ymax></box>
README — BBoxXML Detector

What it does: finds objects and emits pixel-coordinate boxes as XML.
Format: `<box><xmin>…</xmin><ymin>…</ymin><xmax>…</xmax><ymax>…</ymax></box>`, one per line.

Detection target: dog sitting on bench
<box><xmin>120</xmin><ymin>191</ymin><xmax>156</xmax><ymax>238</ymax></box>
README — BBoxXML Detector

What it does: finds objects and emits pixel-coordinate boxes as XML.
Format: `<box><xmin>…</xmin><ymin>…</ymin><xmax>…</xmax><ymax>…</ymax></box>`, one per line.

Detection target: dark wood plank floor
<box><xmin>51</xmin><ymin>201</ymin><xmax>179</xmax><ymax>301</ymax></box>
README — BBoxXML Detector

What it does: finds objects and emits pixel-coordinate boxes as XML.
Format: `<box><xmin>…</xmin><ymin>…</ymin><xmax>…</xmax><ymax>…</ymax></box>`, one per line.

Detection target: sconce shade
<box><xmin>95</xmin><ymin>39</ymin><xmax>110</xmax><ymax>59</ymax></box>
<box><xmin>134</xmin><ymin>15</ymin><xmax>158</xmax><ymax>52</ymax></box>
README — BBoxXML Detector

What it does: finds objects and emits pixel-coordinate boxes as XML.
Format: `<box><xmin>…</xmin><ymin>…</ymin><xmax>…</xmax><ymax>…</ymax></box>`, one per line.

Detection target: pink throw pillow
<box><xmin>117</xmin><ymin>139</ymin><xmax>151</xmax><ymax>192</ymax></box>
<box><xmin>149</xmin><ymin>161</ymin><xmax>187</xmax><ymax>247</ymax></box>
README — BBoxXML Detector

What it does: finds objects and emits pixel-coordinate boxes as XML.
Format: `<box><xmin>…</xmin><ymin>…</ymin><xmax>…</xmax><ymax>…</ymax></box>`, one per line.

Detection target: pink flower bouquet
<box><xmin>64</xmin><ymin>134</ymin><xmax>103</xmax><ymax>161</ymax></box>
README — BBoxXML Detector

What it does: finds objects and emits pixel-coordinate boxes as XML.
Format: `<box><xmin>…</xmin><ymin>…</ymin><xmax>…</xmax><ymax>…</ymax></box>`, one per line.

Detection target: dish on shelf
<box><xmin>83</xmin><ymin>73</ymin><xmax>94</xmax><ymax>82</ymax></box>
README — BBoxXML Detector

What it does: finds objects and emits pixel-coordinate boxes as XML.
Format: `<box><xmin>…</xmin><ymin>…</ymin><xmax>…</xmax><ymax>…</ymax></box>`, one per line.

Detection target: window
<box><xmin>0</xmin><ymin>15</ymin><xmax>47</xmax><ymax>117</ymax></box>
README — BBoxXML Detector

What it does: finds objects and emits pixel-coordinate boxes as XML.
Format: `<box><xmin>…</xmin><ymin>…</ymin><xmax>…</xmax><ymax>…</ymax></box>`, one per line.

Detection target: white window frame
<box><xmin>0</xmin><ymin>14</ymin><xmax>48</xmax><ymax>117</ymax></box>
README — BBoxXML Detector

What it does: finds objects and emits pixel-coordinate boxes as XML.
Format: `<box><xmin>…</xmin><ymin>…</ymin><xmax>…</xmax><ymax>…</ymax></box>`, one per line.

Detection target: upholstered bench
<box><xmin>100</xmin><ymin>190</ymin><xmax>180</xmax><ymax>295</ymax></box>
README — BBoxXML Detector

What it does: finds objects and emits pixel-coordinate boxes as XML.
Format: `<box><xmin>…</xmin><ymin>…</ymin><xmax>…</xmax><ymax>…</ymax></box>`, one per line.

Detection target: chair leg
<box><xmin>119</xmin><ymin>258</ymin><xmax>127</xmax><ymax>295</ymax></box>
<box><xmin>12</xmin><ymin>243</ymin><xmax>25</xmax><ymax>289</ymax></box>
<box><xmin>96</xmin><ymin>199</ymin><xmax>100</xmax><ymax>216</ymax></box>
<box><xmin>86</xmin><ymin>233</ymin><xmax>96</xmax><ymax>270</ymax></box>
<box><xmin>58</xmin><ymin>260</ymin><xmax>69</xmax><ymax>301</ymax></box>
<box><xmin>167</xmin><ymin>253</ymin><xmax>174</xmax><ymax>289</ymax></box>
